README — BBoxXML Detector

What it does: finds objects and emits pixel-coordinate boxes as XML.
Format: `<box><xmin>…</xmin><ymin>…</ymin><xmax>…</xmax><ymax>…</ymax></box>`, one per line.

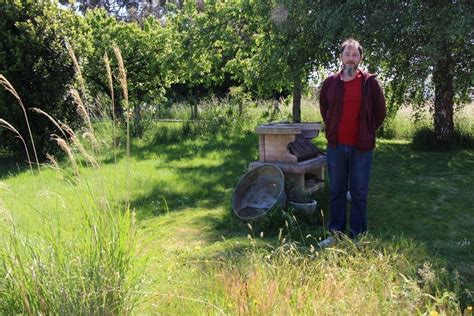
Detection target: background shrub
<box><xmin>412</xmin><ymin>126</ymin><xmax>474</xmax><ymax>151</ymax></box>
<box><xmin>0</xmin><ymin>1</ymin><xmax>88</xmax><ymax>159</ymax></box>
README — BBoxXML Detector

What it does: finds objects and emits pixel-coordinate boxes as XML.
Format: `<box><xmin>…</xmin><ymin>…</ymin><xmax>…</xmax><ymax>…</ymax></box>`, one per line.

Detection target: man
<box><xmin>319</xmin><ymin>38</ymin><xmax>386</xmax><ymax>242</ymax></box>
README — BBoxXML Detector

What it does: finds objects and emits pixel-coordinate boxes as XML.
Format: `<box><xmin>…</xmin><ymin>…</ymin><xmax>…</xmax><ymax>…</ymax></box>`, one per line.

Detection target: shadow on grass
<box><xmin>129</xmin><ymin>131</ymin><xmax>259</xmax><ymax>220</ymax></box>
<box><xmin>199</xmin><ymin>139</ymin><xmax>473</xmax><ymax>305</ymax></box>
<box><xmin>0</xmin><ymin>154</ymin><xmax>30</xmax><ymax>179</ymax></box>
<box><xmin>370</xmin><ymin>140</ymin><xmax>474</xmax><ymax>298</ymax></box>
<box><xmin>178</xmin><ymin>139</ymin><xmax>473</xmax><ymax>301</ymax></box>
<box><xmin>130</xmin><ymin>130</ymin><xmax>473</xmax><ymax>303</ymax></box>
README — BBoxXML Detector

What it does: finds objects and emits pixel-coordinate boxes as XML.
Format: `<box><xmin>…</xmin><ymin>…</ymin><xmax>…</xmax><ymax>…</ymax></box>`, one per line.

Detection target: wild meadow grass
<box><xmin>0</xmin><ymin>152</ymin><xmax>142</xmax><ymax>313</ymax></box>
<box><xmin>0</xmin><ymin>200</ymin><xmax>140</xmax><ymax>314</ymax></box>
<box><xmin>1</xmin><ymin>72</ymin><xmax>473</xmax><ymax>315</ymax></box>
<box><xmin>137</xmin><ymin>211</ymin><xmax>464</xmax><ymax>315</ymax></box>
<box><xmin>202</xmin><ymin>236</ymin><xmax>460</xmax><ymax>315</ymax></box>
<box><xmin>120</xmin><ymin>99</ymin><xmax>472</xmax><ymax>314</ymax></box>
<box><xmin>0</xmin><ymin>47</ymin><xmax>143</xmax><ymax>314</ymax></box>
<box><xmin>383</xmin><ymin>104</ymin><xmax>474</xmax><ymax>149</ymax></box>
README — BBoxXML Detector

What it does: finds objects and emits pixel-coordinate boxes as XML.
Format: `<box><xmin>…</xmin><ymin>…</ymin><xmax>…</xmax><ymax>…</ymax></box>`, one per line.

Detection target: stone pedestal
<box><xmin>250</xmin><ymin>122</ymin><xmax>326</xmax><ymax>194</ymax></box>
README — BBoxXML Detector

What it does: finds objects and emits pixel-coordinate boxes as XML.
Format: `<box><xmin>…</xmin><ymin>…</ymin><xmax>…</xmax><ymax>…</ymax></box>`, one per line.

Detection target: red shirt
<box><xmin>338</xmin><ymin>71</ymin><xmax>362</xmax><ymax>145</ymax></box>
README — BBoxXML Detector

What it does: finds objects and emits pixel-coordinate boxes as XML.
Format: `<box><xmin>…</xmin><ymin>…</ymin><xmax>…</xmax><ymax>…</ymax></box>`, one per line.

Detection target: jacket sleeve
<box><xmin>372</xmin><ymin>79</ymin><xmax>386</xmax><ymax>130</ymax></box>
<box><xmin>319</xmin><ymin>77</ymin><xmax>330</xmax><ymax>124</ymax></box>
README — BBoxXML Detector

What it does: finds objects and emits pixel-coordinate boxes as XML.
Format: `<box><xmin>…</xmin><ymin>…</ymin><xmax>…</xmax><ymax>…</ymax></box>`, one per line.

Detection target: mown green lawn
<box><xmin>371</xmin><ymin>139</ymin><xmax>474</xmax><ymax>279</ymax></box>
<box><xmin>1</xmin><ymin>119</ymin><xmax>473</xmax><ymax>313</ymax></box>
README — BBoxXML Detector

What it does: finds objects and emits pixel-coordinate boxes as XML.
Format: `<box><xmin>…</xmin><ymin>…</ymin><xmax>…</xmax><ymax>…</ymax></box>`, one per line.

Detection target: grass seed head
<box><xmin>66</xmin><ymin>42</ymin><xmax>87</xmax><ymax>94</ymax></box>
<box><xmin>53</xmin><ymin>136</ymin><xmax>79</xmax><ymax>177</ymax></box>
<box><xmin>70</xmin><ymin>87</ymin><xmax>93</xmax><ymax>132</ymax></box>
<box><xmin>31</xmin><ymin>108</ymin><xmax>68</xmax><ymax>139</ymax></box>
<box><xmin>112</xmin><ymin>44</ymin><xmax>129</xmax><ymax>105</ymax></box>
<box><xmin>0</xmin><ymin>75</ymin><xmax>39</xmax><ymax>167</ymax></box>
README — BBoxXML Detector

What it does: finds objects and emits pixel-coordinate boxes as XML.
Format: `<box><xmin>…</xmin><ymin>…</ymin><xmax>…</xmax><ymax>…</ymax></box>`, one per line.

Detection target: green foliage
<box><xmin>82</xmin><ymin>9</ymin><xmax>180</xmax><ymax>137</ymax></box>
<box><xmin>0</xmin><ymin>0</ymin><xmax>93</xmax><ymax>158</ymax></box>
<box><xmin>0</xmin><ymin>81</ymin><xmax>142</xmax><ymax>314</ymax></box>
<box><xmin>412</xmin><ymin>127</ymin><xmax>474</xmax><ymax>151</ymax></box>
<box><xmin>164</xmin><ymin>1</ymin><xmax>258</xmax><ymax>100</ymax></box>
<box><xmin>149</xmin><ymin>98</ymin><xmax>268</xmax><ymax>145</ymax></box>
<box><xmin>226</xmin><ymin>0</ymin><xmax>338</xmax><ymax>121</ymax></box>
<box><xmin>84</xmin><ymin>10</ymin><xmax>177</xmax><ymax>105</ymax></box>
<box><xmin>286</xmin><ymin>185</ymin><xmax>314</xmax><ymax>203</ymax></box>
<box><xmin>354</xmin><ymin>0</ymin><xmax>473</xmax><ymax>144</ymax></box>
<box><xmin>2</xmin><ymin>0</ymin><xmax>473</xmax><ymax>152</ymax></box>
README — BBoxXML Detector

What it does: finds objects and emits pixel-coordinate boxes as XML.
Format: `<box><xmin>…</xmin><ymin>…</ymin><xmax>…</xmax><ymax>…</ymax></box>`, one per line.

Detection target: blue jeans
<box><xmin>327</xmin><ymin>144</ymin><xmax>373</xmax><ymax>238</ymax></box>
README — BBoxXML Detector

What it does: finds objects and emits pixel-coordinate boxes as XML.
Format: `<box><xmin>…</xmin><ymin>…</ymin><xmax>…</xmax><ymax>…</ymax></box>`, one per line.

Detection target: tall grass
<box><xmin>0</xmin><ymin>204</ymin><xmax>140</xmax><ymax>314</ymax></box>
<box><xmin>0</xmin><ymin>46</ymin><xmax>143</xmax><ymax>314</ymax></box>
<box><xmin>113</xmin><ymin>43</ymin><xmax>131</xmax><ymax>206</ymax></box>
<box><xmin>130</xmin><ymin>101</ymin><xmax>472</xmax><ymax>314</ymax></box>
<box><xmin>0</xmin><ymin>75</ymin><xmax>39</xmax><ymax>169</ymax></box>
<box><xmin>0</xmin><ymin>119</ymin><xmax>33</xmax><ymax>173</ymax></box>
<box><xmin>156</xmin><ymin>235</ymin><xmax>461</xmax><ymax>315</ymax></box>
<box><xmin>380</xmin><ymin>104</ymin><xmax>474</xmax><ymax>148</ymax></box>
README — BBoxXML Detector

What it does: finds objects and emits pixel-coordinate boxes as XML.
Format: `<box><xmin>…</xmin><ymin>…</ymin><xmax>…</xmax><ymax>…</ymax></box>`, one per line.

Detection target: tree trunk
<box><xmin>292</xmin><ymin>77</ymin><xmax>302</xmax><ymax>123</ymax></box>
<box><xmin>193</xmin><ymin>102</ymin><xmax>198</xmax><ymax>120</ymax></box>
<box><xmin>433</xmin><ymin>50</ymin><xmax>454</xmax><ymax>145</ymax></box>
<box><xmin>190</xmin><ymin>101</ymin><xmax>199</xmax><ymax>120</ymax></box>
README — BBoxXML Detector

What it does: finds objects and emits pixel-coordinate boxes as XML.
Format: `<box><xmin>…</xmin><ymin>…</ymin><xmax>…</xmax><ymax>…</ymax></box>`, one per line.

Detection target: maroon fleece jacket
<box><xmin>319</xmin><ymin>70</ymin><xmax>386</xmax><ymax>151</ymax></box>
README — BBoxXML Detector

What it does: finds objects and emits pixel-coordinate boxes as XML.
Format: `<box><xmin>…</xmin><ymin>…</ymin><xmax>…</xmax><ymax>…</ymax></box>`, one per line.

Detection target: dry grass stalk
<box><xmin>103</xmin><ymin>52</ymin><xmax>115</xmax><ymax>121</ymax></box>
<box><xmin>31</xmin><ymin>107</ymin><xmax>68</xmax><ymax>139</ymax></box>
<box><xmin>112</xmin><ymin>44</ymin><xmax>128</xmax><ymax>104</ymax></box>
<box><xmin>66</xmin><ymin>42</ymin><xmax>87</xmax><ymax>95</ymax></box>
<box><xmin>70</xmin><ymin>87</ymin><xmax>93</xmax><ymax>131</ymax></box>
<box><xmin>92</xmin><ymin>94</ymin><xmax>109</xmax><ymax>120</ymax></box>
<box><xmin>46</xmin><ymin>152</ymin><xmax>67</xmax><ymax>181</ymax></box>
<box><xmin>53</xmin><ymin>136</ymin><xmax>79</xmax><ymax>178</ymax></box>
<box><xmin>0</xmin><ymin>181</ymin><xmax>12</xmax><ymax>193</ymax></box>
<box><xmin>0</xmin><ymin>118</ymin><xmax>33</xmax><ymax>172</ymax></box>
<box><xmin>104</xmin><ymin>52</ymin><xmax>118</xmax><ymax>164</ymax></box>
<box><xmin>82</xmin><ymin>128</ymin><xmax>99</xmax><ymax>151</ymax></box>
<box><xmin>46</xmin><ymin>153</ymin><xmax>60</xmax><ymax>170</ymax></box>
<box><xmin>0</xmin><ymin>75</ymin><xmax>39</xmax><ymax>167</ymax></box>
<box><xmin>70</xmin><ymin>135</ymin><xmax>99</xmax><ymax>169</ymax></box>
<box><xmin>59</xmin><ymin>122</ymin><xmax>76</xmax><ymax>139</ymax></box>
<box><xmin>113</xmin><ymin>44</ymin><xmax>130</xmax><ymax>206</ymax></box>
<box><xmin>70</xmin><ymin>88</ymin><xmax>99</xmax><ymax>150</ymax></box>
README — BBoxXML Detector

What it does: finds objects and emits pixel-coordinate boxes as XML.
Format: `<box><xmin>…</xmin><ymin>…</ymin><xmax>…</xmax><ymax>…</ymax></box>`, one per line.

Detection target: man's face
<box><xmin>341</xmin><ymin>44</ymin><xmax>362</xmax><ymax>75</ymax></box>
